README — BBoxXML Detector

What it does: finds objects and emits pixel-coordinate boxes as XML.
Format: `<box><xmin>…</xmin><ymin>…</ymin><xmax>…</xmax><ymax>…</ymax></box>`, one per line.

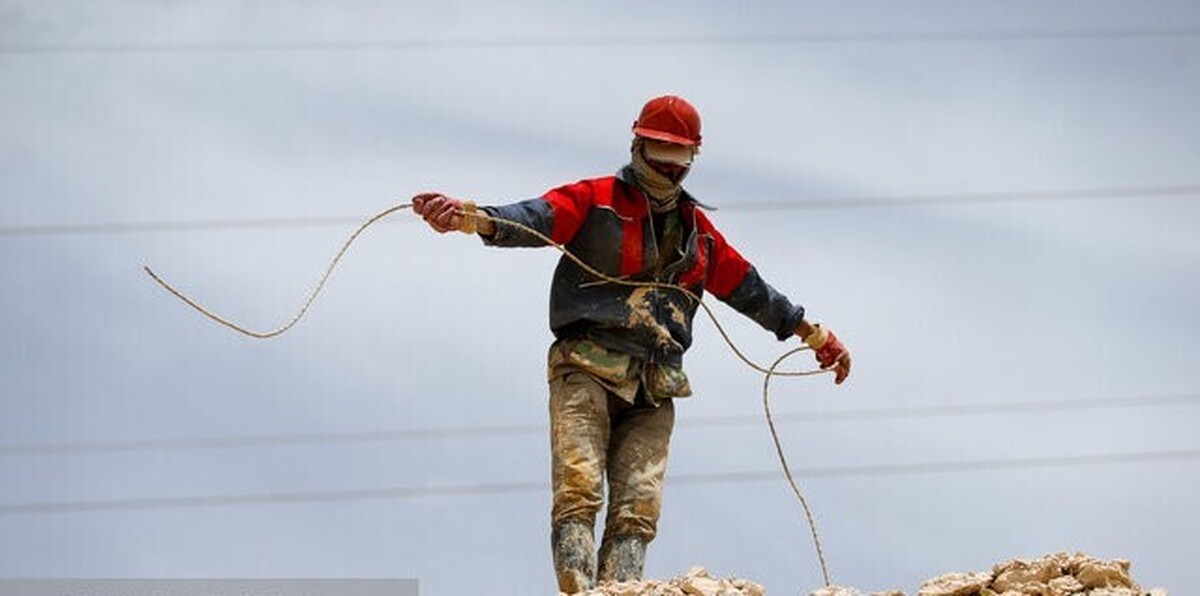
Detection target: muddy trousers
<box><xmin>548</xmin><ymin>371</ymin><xmax>675</xmax><ymax>593</ymax></box>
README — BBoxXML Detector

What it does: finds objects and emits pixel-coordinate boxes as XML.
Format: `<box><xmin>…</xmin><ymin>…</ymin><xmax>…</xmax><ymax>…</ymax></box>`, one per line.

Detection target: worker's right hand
<box><xmin>412</xmin><ymin>192</ymin><xmax>464</xmax><ymax>234</ymax></box>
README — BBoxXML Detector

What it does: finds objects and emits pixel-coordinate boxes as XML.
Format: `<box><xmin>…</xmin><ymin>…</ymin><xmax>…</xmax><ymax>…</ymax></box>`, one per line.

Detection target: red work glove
<box><xmin>412</xmin><ymin>192</ymin><xmax>466</xmax><ymax>234</ymax></box>
<box><xmin>804</xmin><ymin>324</ymin><xmax>852</xmax><ymax>385</ymax></box>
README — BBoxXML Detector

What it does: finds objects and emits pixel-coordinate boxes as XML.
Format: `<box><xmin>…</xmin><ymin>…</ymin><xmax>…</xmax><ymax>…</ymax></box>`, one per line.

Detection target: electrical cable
<box><xmin>3</xmin><ymin>184</ymin><xmax>1197</xmax><ymax>238</ymax></box>
<box><xmin>765</xmin><ymin>346</ymin><xmax>833</xmax><ymax>585</ymax></box>
<box><xmin>3</xmin><ymin>392</ymin><xmax>1195</xmax><ymax>457</ymax></box>
<box><xmin>139</xmin><ymin>199</ymin><xmax>837</xmax><ymax>579</ymax></box>
<box><xmin>1</xmin><ymin>448</ymin><xmax>1195</xmax><ymax>516</ymax></box>
<box><xmin>142</xmin><ymin>203</ymin><xmax>408</xmax><ymax>338</ymax></box>
<box><xmin>144</xmin><ymin>203</ymin><xmax>831</xmax><ymax>379</ymax></box>
<box><xmin>3</xmin><ymin>27</ymin><xmax>1199</xmax><ymax>56</ymax></box>
<box><xmin>135</xmin><ymin>198</ymin><xmax>1199</xmax><ymax>586</ymax></box>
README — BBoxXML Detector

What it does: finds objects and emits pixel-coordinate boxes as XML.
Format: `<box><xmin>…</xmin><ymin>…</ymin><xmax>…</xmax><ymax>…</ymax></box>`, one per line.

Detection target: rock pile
<box><xmin>562</xmin><ymin>553</ymin><xmax>1166</xmax><ymax>595</ymax></box>
<box><xmin>913</xmin><ymin>552</ymin><xmax>1165</xmax><ymax>596</ymax></box>
<box><xmin>566</xmin><ymin>566</ymin><xmax>764</xmax><ymax>596</ymax></box>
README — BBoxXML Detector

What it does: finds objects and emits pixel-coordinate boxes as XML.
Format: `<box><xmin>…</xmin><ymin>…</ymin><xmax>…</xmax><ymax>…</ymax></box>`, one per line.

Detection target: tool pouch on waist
<box><xmin>549</xmin><ymin>339</ymin><xmax>635</xmax><ymax>385</ymax></box>
<box><xmin>643</xmin><ymin>362</ymin><xmax>692</xmax><ymax>401</ymax></box>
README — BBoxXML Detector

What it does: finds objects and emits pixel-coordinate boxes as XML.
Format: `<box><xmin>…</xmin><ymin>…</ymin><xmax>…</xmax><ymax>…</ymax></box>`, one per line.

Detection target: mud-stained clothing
<box><xmin>548</xmin><ymin>348</ymin><xmax>675</xmax><ymax>542</ymax></box>
<box><xmin>481</xmin><ymin>166</ymin><xmax>806</xmax><ymax>590</ymax></box>
<box><xmin>482</xmin><ymin>166</ymin><xmax>805</xmax><ymax>369</ymax></box>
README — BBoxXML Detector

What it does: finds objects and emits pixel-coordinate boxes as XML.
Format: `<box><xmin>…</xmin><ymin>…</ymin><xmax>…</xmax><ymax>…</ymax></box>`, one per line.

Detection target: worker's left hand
<box><xmin>804</xmin><ymin>325</ymin><xmax>851</xmax><ymax>385</ymax></box>
<box><xmin>824</xmin><ymin>342</ymin><xmax>851</xmax><ymax>385</ymax></box>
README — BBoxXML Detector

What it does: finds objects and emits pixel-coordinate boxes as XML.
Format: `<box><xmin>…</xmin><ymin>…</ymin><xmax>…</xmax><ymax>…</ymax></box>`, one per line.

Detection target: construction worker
<box><xmin>411</xmin><ymin>95</ymin><xmax>851</xmax><ymax>593</ymax></box>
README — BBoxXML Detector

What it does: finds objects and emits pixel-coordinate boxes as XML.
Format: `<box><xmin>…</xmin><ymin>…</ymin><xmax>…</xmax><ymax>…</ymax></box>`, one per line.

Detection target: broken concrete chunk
<box><xmin>916</xmin><ymin>571</ymin><xmax>991</xmax><ymax>596</ymax></box>
<box><xmin>1076</xmin><ymin>557</ymin><xmax>1134</xmax><ymax>589</ymax></box>
<box><xmin>680</xmin><ymin>575</ymin><xmax>722</xmax><ymax>595</ymax></box>
<box><xmin>991</xmin><ymin>556</ymin><xmax>1064</xmax><ymax>591</ymax></box>
<box><xmin>1045</xmin><ymin>574</ymin><xmax>1084</xmax><ymax>596</ymax></box>
<box><xmin>729</xmin><ymin>578</ymin><xmax>766</xmax><ymax>596</ymax></box>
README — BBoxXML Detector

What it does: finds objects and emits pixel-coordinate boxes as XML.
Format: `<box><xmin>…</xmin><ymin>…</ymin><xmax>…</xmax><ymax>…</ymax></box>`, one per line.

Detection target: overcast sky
<box><xmin>2</xmin><ymin>1</ymin><xmax>1198</xmax><ymax>594</ymax></box>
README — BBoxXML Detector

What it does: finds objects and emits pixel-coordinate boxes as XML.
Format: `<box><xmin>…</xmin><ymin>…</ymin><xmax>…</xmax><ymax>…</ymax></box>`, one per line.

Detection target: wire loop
<box><xmin>144</xmin><ymin>200</ymin><xmax>836</xmax><ymax>586</ymax></box>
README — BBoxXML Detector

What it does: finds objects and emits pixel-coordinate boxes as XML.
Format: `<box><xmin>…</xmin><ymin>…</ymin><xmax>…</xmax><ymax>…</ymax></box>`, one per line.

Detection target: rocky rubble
<box><xmin>809</xmin><ymin>552</ymin><xmax>1167</xmax><ymax>596</ymax></box>
<box><xmin>566</xmin><ymin>566</ymin><xmax>764</xmax><ymax>596</ymax></box>
<box><xmin>912</xmin><ymin>552</ymin><xmax>1165</xmax><ymax>596</ymax></box>
<box><xmin>563</xmin><ymin>553</ymin><xmax>1166</xmax><ymax>596</ymax></box>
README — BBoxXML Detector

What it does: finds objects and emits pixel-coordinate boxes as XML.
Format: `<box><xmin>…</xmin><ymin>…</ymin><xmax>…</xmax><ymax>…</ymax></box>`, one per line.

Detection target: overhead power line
<box><xmin>2</xmin><ymin>184</ymin><xmax>1196</xmax><ymax>238</ymax></box>
<box><xmin>0</xmin><ymin>215</ymin><xmax>378</xmax><ymax>236</ymax></box>
<box><xmin>730</xmin><ymin>184</ymin><xmax>1200</xmax><ymax>211</ymax></box>
<box><xmin>1</xmin><ymin>448</ymin><xmax>1195</xmax><ymax>515</ymax></box>
<box><xmin>2</xmin><ymin>392</ymin><xmax>1195</xmax><ymax>457</ymax></box>
<box><xmin>2</xmin><ymin>27</ymin><xmax>1199</xmax><ymax>56</ymax></box>
<box><xmin>0</xmin><ymin>214</ymin><xmax>392</xmax><ymax>237</ymax></box>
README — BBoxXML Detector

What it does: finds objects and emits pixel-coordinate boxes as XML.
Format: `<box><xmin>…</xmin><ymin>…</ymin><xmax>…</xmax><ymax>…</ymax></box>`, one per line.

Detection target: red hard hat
<box><xmin>632</xmin><ymin>95</ymin><xmax>702</xmax><ymax>147</ymax></box>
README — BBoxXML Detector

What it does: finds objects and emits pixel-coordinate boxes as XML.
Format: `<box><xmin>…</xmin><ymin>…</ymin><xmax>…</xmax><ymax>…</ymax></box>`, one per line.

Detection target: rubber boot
<box><xmin>552</xmin><ymin>522</ymin><xmax>596</xmax><ymax>593</ymax></box>
<box><xmin>596</xmin><ymin>534</ymin><xmax>646</xmax><ymax>583</ymax></box>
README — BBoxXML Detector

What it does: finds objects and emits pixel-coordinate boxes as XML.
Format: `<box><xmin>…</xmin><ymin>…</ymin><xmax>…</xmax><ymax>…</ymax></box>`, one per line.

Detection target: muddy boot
<box><xmin>552</xmin><ymin>522</ymin><xmax>596</xmax><ymax>593</ymax></box>
<box><xmin>597</xmin><ymin>534</ymin><xmax>646</xmax><ymax>583</ymax></box>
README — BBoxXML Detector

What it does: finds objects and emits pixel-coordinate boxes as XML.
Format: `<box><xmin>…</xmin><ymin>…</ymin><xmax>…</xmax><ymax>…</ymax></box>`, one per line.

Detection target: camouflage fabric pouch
<box><xmin>644</xmin><ymin>362</ymin><xmax>692</xmax><ymax>400</ymax></box>
<box><xmin>548</xmin><ymin>339</ymin><xmax>691</xmax><ymax>405</ymax></box>
<box><xmin>548</xmin><ymin>339</ymin><xmax>636</xmax><ymax>385</ymax></box>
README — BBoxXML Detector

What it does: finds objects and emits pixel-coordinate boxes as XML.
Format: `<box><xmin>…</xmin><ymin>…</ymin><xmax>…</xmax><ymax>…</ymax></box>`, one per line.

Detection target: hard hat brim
<box><xmin>633</xmin><ymin>126</ymin><xmax>701</xmax><ymax>147</ymax></box>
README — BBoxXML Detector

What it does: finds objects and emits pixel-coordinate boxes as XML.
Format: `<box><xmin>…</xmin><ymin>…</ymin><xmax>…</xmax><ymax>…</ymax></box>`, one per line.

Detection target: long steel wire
<box><xmin>765</xmin><ymin>346</ymin><xmax>831</xmax><ymax>586</ymax></box>
<box><xmin>144</xmin><ymin>200</ymin><xmax>837</xmax><ymax>585</ymax></box>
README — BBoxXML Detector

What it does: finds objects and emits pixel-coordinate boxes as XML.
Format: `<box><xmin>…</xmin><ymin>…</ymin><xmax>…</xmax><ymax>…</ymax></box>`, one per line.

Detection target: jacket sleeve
<box><xmin>481</xmin><ymin>180</ymin><xmax>595</xmax><ymax>248</ymax></box>
<box><xmin>701</xmin><ymin>213</ymin><xmax>806</xmax><ymax>341</ymax></box>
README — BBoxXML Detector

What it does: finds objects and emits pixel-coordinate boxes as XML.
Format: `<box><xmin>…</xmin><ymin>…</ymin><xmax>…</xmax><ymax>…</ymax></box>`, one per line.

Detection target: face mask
<box><xmin>630</xmin><ymin>139</ymin><xmax>689</xmax><ymax>212</ymax></box>
<box><xmin>642</xmin><ymin>139</ymin><xmax>697</xmax><ymax>167</ymax></box>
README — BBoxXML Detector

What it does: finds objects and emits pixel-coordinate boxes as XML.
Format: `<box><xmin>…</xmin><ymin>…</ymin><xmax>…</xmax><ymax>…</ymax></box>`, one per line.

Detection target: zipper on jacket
<box><xmin>639</xmin><ymin>189</ymin><xmax>663</xmax><ymax>365</ymax></box>
<box><xmin>660</xmin><ymin>206</ymin><xmax>699</xmax><ymax>281</ymax></box>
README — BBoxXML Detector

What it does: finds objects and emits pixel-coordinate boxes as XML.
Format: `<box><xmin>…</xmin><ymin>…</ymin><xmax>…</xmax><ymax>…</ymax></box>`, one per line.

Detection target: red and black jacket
<box><xmin>482</xmin><ymin>167</ymin><xmax>804</xmax><ymax>367</ymax></box>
